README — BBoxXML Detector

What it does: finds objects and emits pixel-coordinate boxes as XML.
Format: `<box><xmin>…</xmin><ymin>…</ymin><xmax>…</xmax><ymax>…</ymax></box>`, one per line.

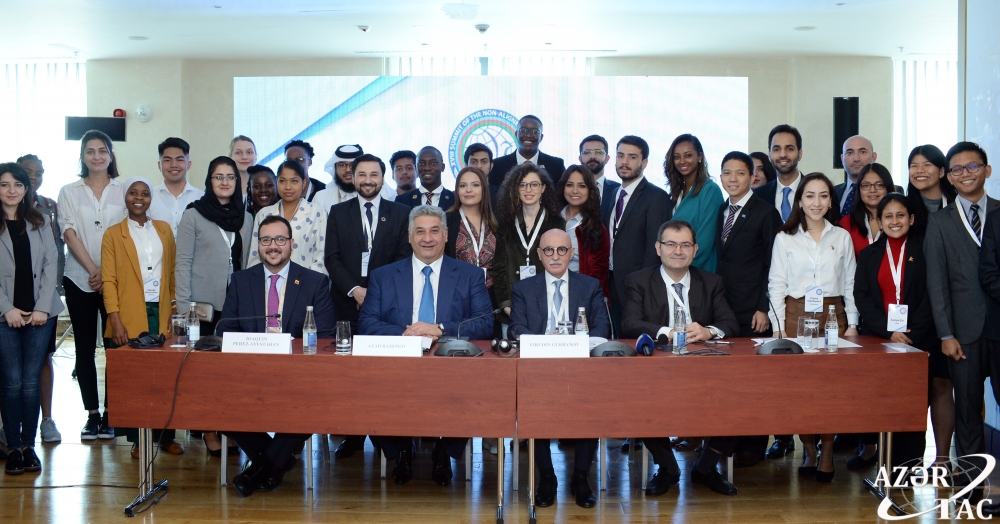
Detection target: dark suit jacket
<box><xmin>979</xmin><ymin>209</ymin><xmax>1000</xmax><ymax>341</ymax></box>
<box><xmin>220</xmin><ymin>262</ymin><xmax>336</xmax><ymax>338</ymax></box>
<box><xmin>600</xmin><ymin>177</ymin><xmax>623</xmax><ymax>225</ymax></box>
<box><xmin>608</xmin><ymin>177</ymin><xmax>673</xmax><ymax>308</ymax></box>
<box><xmin>714</xmin><ymin>192</ymin><xmax>782</xmax><ymax>337</ymax></box>
<box><xmin>358</xmin><ymin>256</ymin><xmax>493</xmax><ymax>339</ymax></box>
<box><xmin>487</xmin><ymin>151</ymin><xmax>566</xmax><ymax>190</ymax></box>
<box><xmin>492</xmin><ymin>211</ymin><xmax>566</xmax><ymax>323</ymax></box>
<box><xmin>925</xmin><ymin>197</ymin><xmax>1000</xmax><ymax>344</ymax></box>
<box><xmin>395</xmin><ymin>187</ymin><xmax>456</xmax><ymax>210</ymax></box>
<box><xmin>621</xmin><ymin>265</ymin><xmax>739</xmax><ymax>339</ymax></box>
<box><xmin>855</xmin><ymin>235</ymin><xmax>937</xmax><ymax>350</ymax></box>
<box><xmin>324</xmin><ymin>197</ymin><xmax>412</xmax><ymax>324</ymax></box>
<box><xmin>508</xmin><ymin>271</ymin><xmax>610</xmax><ymax>339</ymax></box>
<box><xmin>306</xmin><ymin>177</ymin><xmax>326</xmax><ymax>202</ymax></box>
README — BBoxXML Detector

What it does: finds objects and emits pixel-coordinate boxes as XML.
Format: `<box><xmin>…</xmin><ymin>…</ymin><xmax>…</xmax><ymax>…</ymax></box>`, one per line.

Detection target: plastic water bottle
<box><xmin>825</xmin><ymin>305</ymin><xmax>839</xmax><ymax>352</ymax></box>
<box><xmin>672</xmin><ymin>303</ymin><xmax>687</xmax><ymax>350</ymax></box>
<box><xmin>574</xmin><ymin>307</ymin><xmax>589</xmax><ymax>336</ymax></box>
<box><xmin>303</xmin><ymin>306</ymin><xmax>317</xmax><ymax>355</ymax></box>
<box><xmin>186</xmin><ymin>302</ymin><xmax>200</xmax><ymax>348</ymax></box>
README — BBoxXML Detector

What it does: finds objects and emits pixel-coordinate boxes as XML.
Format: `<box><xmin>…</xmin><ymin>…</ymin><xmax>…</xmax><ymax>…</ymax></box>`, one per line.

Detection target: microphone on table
<box><xmin>435</xmin><ymin>308</ymin><xmax>501</xmax><ymax>357</ymax></box>
<box><xmin>757</xmin><ymin>294</ymin><xmax>803</xmax><ymax>355</ymax></box>
<box><xmin>603</xmin><ymin>297</ymin><xmax>616</xmax><ymax>340</ymax></box>
<box><xmin>589</xmin><ymin>298</ymin><xmax>639</xmax><ymax>357</ymax></box>
<box><xmin>190</xmin><ymin>313</ymin><xmax>282</xmax><ymax>351</ymax></box>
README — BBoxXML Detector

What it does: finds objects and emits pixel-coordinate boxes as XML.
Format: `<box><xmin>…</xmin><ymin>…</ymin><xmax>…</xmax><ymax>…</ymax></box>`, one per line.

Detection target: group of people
<box><xmin>0</xmin><ymin>114</ymin><xmax>996</xmax><ymax>515</ymax></box>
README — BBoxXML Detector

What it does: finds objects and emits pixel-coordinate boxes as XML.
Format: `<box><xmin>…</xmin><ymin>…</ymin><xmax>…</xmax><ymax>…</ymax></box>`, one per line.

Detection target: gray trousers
<box><xmin>950</xmin><ymin>338</ymin><xmax>1000</xmax><ymax>473</ymax></box>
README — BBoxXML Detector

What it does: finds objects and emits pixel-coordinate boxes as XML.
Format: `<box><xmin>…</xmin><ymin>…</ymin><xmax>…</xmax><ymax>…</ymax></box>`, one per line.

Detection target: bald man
<box><xmin>836</xmin><ymin>135</ymin><xmax>878</xmax><ymax>217</ymax></box>
<box><xmin>508</xmin><ymin>229</ymin><xmax>610</xmax><ymax>508</ymax></box>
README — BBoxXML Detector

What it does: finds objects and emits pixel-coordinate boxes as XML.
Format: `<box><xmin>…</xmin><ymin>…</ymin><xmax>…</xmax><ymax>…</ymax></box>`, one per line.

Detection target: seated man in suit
<box><xmin>395</xmin><ymin>146</ymin><xmax>455</xmax><ymax>210</ymax></box>
<box><xmin>509</xmin><ymin>229</ymin><xmax>610</xmax><ymax>509</ymax></box>
<box><xmin>622</xmin><ymin>220</ymin><xmax>739</xmax><ymax>497</ymax></box>
<box><xmin>220</xmin><ymin>215</ymin><xmax>337</xmax><ymax>497</ymax></box>
<box><xmin>359</xmin><ymin>205</ymin><xmax>493</xmax><ymax>486</ymax></box>
<box><xmin>487</xmin><ymin>114</ymin><xmax>566</xmax><ymax>191</ymax></box>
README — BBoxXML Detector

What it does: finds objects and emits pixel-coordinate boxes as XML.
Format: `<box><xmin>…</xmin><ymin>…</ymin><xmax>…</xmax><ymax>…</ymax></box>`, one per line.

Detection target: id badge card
<box><xmin>143</xmin><ymin>278</ymin><xmax>161</xmax><ymax>302</ymax></box>
<box><xmin>805</xmin><ymin>286</ymin><xmax>824</xmax><ymax>313</ymax></box>
<box><xmin>519</xmin><ymin>265</ymin><xmax>536</xmax><ymax>280</ymax></box>
<box><xmin>887</xmin><ymin>304</ymin><xmax>908</xmax><ymax>332</ymax></box>
<box><xmin>361</xmin><ymin>252</ymin><xmax>370</xmax><ymax>278</ymax></box>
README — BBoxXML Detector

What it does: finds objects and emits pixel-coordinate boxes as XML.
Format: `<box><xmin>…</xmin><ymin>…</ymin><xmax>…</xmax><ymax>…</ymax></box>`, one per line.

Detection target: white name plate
<box><xmin>221</xmin><ymin>332</ymin><xmax>292</xmax><ymax>354</ymax></box>
<box><xmin>352</xmin><ymin>335</ymin><xmax>424</xmax><ymax>357</ymax></box>
<box><xmin>519</xmin><ymin>334</ymin><xmax>590</xmax><ymax>358</ymax></box>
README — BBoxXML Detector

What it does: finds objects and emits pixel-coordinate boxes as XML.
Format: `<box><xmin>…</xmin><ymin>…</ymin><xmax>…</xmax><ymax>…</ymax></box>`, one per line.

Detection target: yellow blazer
<box><xmin>101</xmin><ymin>219</ymin><xmax>176</xmax><ymax>338</ymax></box>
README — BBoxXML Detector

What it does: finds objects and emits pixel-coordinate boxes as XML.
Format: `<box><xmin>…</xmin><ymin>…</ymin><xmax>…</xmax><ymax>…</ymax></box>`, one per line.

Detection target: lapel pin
<box><xmin>381</xmin><ymin>217</ymin><xmax>386</xmax><ymax>222</ymax></box>
<box><xmin>908</xmin><ymin>257</ymin><xmax>914</xmax><ymax>262</ymax></box>
<box><xmin>412</xmin><ymin>194</ymin><xmax>418</xmax><ymax>199</ymax></box>
<box><xmin>294</xmin><ymin>279</ymin><xmax>300</xmax><ymax>285</ymax></box>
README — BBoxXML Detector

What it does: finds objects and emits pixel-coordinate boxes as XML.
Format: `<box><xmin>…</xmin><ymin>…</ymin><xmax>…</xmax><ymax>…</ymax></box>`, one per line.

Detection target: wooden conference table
<box><xmin>108</xmin><ymin>336</ymin><xmax>926</xmax><ymax>523</ymax></box>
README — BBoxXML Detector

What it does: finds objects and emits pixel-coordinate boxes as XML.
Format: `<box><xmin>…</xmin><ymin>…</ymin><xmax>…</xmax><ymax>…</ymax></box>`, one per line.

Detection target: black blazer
<box><xmin>714</xmin><ymin>192</ymin><xmax>782</xmax><ymax>337</ymax></box>
<box><xmin>323</xmin><ymin>197</ymin><xmax>412</xmax><ymax>323</ymax></box>
<box><xmin>621</xmin><ymin>265</ymin><xmax>739</xmax><ymax>339</ymax></box>
<box><xmin>855</xmin><ymin>235</ymin><xmax>937</xmax><ymax>350</ymax></box>
<box><xmin>306</xmin><ymin>177</ymin><xmax>326</xmax><ymax>202</ymax></box>
<box><xmin>220</xmin><ymin>262</ymin><xmax>336</xmax><ymax>338</ymax></box>
<box><xmin>395</xmin><ymin>187</ymin><xmax>456</xmax><ymax>210</ymax></box>
<box><xmin>980</xmin><ymin>209</ymin><xmax>1000</xmax><ymax>341</ymax></box>
<box><xmin>487</xmin><ymin>151</ymin><xmax>566</xmax><ymax>190</ymax></box>
<box><xmin>600</xmin><ymin>177</ymin><xmax>623</xmax><ymax>225</ymax></box>
<box><xmin>492</xmin><ymin>210</ymin><xmax>566</xmax><ymax>323</ymax></box>
<box><xmin>608</xmin><ymin>177</ymin><xmax>673</xmax><ymax>307</ymax></box>
<box><xmin>508</xmin><ymin>271</ymin><xmax>611</xmax><ymax>339</ymax></box>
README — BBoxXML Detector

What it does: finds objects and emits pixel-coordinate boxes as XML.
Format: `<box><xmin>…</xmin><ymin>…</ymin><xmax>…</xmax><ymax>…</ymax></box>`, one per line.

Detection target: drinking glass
<box><xmin>335</xmin><ymin>321</ymin><xmax>352</xmax><ymax>354</ymax></box>
<box><xmin>797</xmin><ymin>316</ymin><xmax>817</xmax><ymax>353</ymax></box>
<box><xmin>171</xmin><ymin>315</ymin><xmax>188</xmax><ymax>347</ymax></box>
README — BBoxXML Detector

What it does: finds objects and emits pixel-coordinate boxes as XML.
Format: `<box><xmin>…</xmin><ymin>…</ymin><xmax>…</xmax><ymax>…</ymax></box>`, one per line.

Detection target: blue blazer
<box><xmin>395</xmin><ymin>188</ymin><xmax>456</xmax><ymax>210</ymax></box>
<box><xmin>358</xmin><ymin>255</ymin><xmax>493</xmax><ymax>339</ymax></box>
<box><xmin>508</xmin><ymin>271</ymin><xmax>611</xmax><ymax>339</ymax></box>
<box><xmin>219</xmin><ymin>262</ymin><xmax>336</xmax><ymax>338</ymax></box>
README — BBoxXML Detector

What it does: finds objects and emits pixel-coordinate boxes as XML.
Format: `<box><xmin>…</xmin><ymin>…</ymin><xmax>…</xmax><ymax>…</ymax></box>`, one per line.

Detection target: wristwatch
<box><xmin>707</xmin><ymin>326</ymin><xmax>722</xmax><ymax>339</ymax></box>
<box><xmin>848</xmin><ymin>324</ymin><xmax>857</xmax><ymax>330</ymax></box>
<box><xmin>437</xmin><ymin>323</ymin><xmax>446</xmax><ymax>334</ymax></box>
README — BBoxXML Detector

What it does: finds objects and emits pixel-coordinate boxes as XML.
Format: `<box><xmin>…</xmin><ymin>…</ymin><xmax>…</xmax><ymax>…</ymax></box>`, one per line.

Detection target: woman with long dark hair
<box><xmin>839</xmin><ymin>163</ymin><xmax>894</xmax><ymax>256</ymax></box>
<box><xmin>492</xmin><ymin>163</ymin><xmax>565</xmax><ymax>325</ymax></box>
<box><xmin>907</xmin><ymin>144</ymin><xmax>957</xmax><ymax>239</ymax></box>
<box><xmin>750</xmin><ymin>151</ymin><xmax>777</xmax><ymax>188</ymax></box>
<box><xmin>0</xmin><ymin>162</ymin><xmax>61</xmax><ymax>474</ymax></box>
<box><xmin>768</xmin><ymin>172</ymin><xmax>859</xmax><ymax>483</ymax></box>
<box><xmin>57</xmin><ymin>130</ymin><xmax>125</xmax><ymax>440</ymax></box>
<box><xmin>665</xmin><ymin>134</ymin><xmax>724</xmax><ymax>271</ymax></box>
<box><xmin>556</xmin><ymin>164</ymin><xmax>610</xmax><ymax>298</ymax></box>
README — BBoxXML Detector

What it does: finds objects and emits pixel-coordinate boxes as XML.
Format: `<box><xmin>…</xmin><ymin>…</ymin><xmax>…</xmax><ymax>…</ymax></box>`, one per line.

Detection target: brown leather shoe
<box><xmin>160</xmin><ymin>440</ymin><xmax>185</xmax><ymax>455</ymax></box>
<box><xmin>130</xmin><ymin>444</ymin><xmax>139</xmax><ymax>459</ymax></box>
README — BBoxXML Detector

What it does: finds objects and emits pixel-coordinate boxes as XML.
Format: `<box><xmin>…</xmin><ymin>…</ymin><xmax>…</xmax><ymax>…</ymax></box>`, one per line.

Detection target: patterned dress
<box><xmin>247</xmin><ymin>198</ymin><xmax>328</xmax><ymax>275</ymax></box>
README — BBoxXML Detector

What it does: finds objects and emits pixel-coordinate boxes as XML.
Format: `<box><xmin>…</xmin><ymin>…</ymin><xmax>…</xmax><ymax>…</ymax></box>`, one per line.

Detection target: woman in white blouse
<box><xmin>247</xmin><ymin>160</ymin><xmax>328</xmax><ymax>275</ymax></box>
<box><xmin>767</xmin><ymin>172</ymin><xmax>859</xmax><ymax>484</ymax></box>
<box><xmin>57</xmin><ymin>130</ymin><xmax>125</xmax><ymax>440</ymax></box>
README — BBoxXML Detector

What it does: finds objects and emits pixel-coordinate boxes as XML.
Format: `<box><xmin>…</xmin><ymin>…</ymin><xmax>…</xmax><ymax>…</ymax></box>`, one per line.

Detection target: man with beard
<box><xmin>283</xmin><ymin>140</ymin><xmax>325</xmax><ymax>202</ymax></box>
<box><xmin>313</xmin><ymin>144</ymin><xmax>396</xmax><ymax>213</ymax></box>
<box><xmin>323</xmin><ymin>153</ymin><xmax>412</xmax><ymax>458</ymax></box>
<box><xmin>390</xmin><ymin>150</ymin><xmax>417</xmax><ymax>195</ymax></box>
<box><xmin>753</xmin><ymin>124</ymin><xmax>805</xmax><ymax>223</ymax></box>
<box><xmin>578</xmin><ymin>134</ymin><xmax>621</xmax><ymax>223</ymax></box>
<box><xmin>606</xmin><ymin>135</ymin><xmax>673</xmax><ymax>336</ymax></box>
<box><xmin>487</xmin><ymin>115</ymin><xmax>566</xmax><ymax>191</ymax></box>
<box><xmin>396</xmin><ymin>146</ymin><xmax>456</xmax><ymax>210</ymax></box>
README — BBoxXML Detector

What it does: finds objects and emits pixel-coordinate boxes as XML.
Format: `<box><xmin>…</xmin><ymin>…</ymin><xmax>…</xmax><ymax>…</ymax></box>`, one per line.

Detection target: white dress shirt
<box><xmin>148</xmin><ymin>181</ymin><xmax>203</xmax><ymax>235</ymax></box>
<box><xmin>419</xmin><ymin>185</ymin><xmax>444</xmax><ymax>207</ymax></box>
<box><xmin>311</xmin><ymin>184</ymin><xmax>396</xmax><ymax>214</ymax></box>
<box><xmin>595</xmin><ymin>175</ymin><xmax>606</xmax><ymax>201</ymax></box>
<box><xmin>608</xmin><ymin>177</ymin><xmax>641</xmax><ymax>271</ymax></box>
<box><xmin>767</xmin><ymin>219</ymin><xmax>859</xmax><ymax>331</ymax></box>
<box><xmin>773</xmin><ymin>172</ymin><xmax>803</xmax><ymax>214</ymax></box>
<box><xmin>127</xmin><ymin>217</ymin><xmax>164</xmax><ymax>301</ymax></box>
<box><xmin>561</xmin><ymin>207</ymin><xmax>583</xmax><ymax>272</ymax></box>
<box><xmin>263</xmin><ymin>261</ymin><xmax>291</xmax><ymax>322</ymax></box>
<box><xmin>517</xmin><ymin>150</ymin><xmax>540</xmax><ymax>166</ymax></box>
<box><xmin>347</xmin><ymin>196</ymin><xmax>382</xmax><ymax>297</ymax></box>
<box><xmin>957</xmin><ymin>193</ymin><xmax>988</xmax><ymax>243</ymax></box>
<box><xmin>653</xmin><ymin>267</ymin><xmax>725</xmax><ymax>340</ymax></box>
<box><xmin>248</xmin><ymin>198</ymin><xmax>329</xmax><ymax>275</ymax></box>
<box><xmin>544</xmin><ymin>270</ymin><xmax>570</xmax><ymax>329</ymax></box>
<box><xmin>411</xmin><ymin>255</ymin><xmax>444</xmax><ymax>323</ymax></box>
<box><xmin>57</xmin><ymin>178</ymin><xmax>125</xmax><ymax>292</ymax></box>
<box><xmin>722</xmin><ymin>190</ymin><xmax>753</xmax><ymax>225</ymax></box>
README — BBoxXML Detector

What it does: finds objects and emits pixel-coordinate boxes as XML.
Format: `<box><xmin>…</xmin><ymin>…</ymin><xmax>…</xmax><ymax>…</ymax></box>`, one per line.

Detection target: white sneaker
<box><xmin>481</xmin><ymin>438</ymin><xmax>498</xmax><ymax>455</ymax></box>
<box><xmin>40</xmin><ymin>418</ymin><xmax>62</xmax><ymax>443</ymax></box>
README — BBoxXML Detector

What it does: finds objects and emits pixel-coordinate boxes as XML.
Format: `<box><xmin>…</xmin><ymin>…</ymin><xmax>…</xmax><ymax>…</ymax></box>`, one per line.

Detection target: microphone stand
<box><xmin>757</xmin><ymin>294</ymin><xmax>803</xmax><ymax>355</ymax></box>
<box><xmin>435</xmin><ymin>308</ymin><xmax>501</xmax><ymax>356</ymax></box>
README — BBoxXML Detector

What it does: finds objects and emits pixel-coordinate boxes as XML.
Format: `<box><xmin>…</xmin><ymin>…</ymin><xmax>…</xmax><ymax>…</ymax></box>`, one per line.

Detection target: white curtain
<box><xmin>0</xmin><ymin>62</ymin><xmax>87</xmax><ymax>195</ymax></box>
<box><xmin>892</xmin><ymin>59</ymin><xmax>958</xmax><ymax>186</ymax></box>
<box><xmin>382</xmin><ymin>56</ymin><xmax>595</xmax><ymax>76</ymax></box>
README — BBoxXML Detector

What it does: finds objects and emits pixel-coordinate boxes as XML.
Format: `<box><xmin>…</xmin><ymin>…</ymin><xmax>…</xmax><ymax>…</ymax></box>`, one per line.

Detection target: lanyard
<box><xmin>665</xmin><ymin>281</ymin><xmax>692</xmax><ymax>325</ymax></box>
<box><xmin>612</xmin><ymin>189</ymin><xmax>628</xmax><ymax>233</ymax></box>
<box><xmin>515</xmin><ymin>209</ymin><xmax>546</xmax><ymax>266</ymax></box>
<box><xmin>361</xmin><ymin>204</ymin><xmax>376</xmax><ymax>251</ymax></box>
<box><xmin>886</xmin><ymin>240</ymin><xmax>906</xmax><ymax>304</ymax></box>
<box><xmin>866</xmin><ymin>226</ymin><xmax>880</xmax><ymax>245</ymax></box>
<box><xmin>459</xmin><ymin>208</ymin><xmax>485</xmax><ymax>264</ymax></box>
<box><xmin>957</xmin><ymin>202</ymin><xmax>982</xmax><ymax>247</ymax></box>
<box><xmin>219</xmin><ymin>226</ymin><xmax>235</xmax><ymax>275</ymax></box>
<box><xmin>549</xmin><ymin>279</ymin><xmax>569</xmax><ymax>325</ymax></box>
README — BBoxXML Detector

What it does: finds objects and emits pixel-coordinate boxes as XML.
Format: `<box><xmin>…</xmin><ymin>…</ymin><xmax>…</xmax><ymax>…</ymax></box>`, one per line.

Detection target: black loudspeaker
<box><xmin>833</xmin><ymin>97</ymin><xmax>859</xmax><ymax>171</ymax></box>
<box><xmin>66</xmin><ymin>116</ymin><xmax>126</xmax><ymax>142</ymax></box>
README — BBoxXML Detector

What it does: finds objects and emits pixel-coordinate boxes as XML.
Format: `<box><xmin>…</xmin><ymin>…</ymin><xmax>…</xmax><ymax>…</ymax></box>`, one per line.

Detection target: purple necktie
<box><xmin>721</xmin><ymin>204</ymin><xmax>740</xmax><ymax>243</ymax></box>
<box><xmin>613</xmin><ymin>189</ymin><xmax>628</xmax><ymax>235</ymax></box>
<box><xmin>268</xmin><ymin>274</ymin><xmax>280</xmax><ymax>328</ymax></box>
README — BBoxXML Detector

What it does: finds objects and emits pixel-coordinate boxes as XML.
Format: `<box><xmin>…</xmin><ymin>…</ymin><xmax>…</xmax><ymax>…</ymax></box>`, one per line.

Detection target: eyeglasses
<box><xmin>519</xmin><ymin>181</ymin><xmax>542</xmax><ymax>191</ymax></box>
<box><xmin>949</xmin><ymin>162</ymin><xmax>985</xmax><ymax>176</ymax></box>
<box><xmin>335</xmin><ymin>161</ymin><xmax>351</xmax><ymax>169</ymax></box>
<box><xmin>517</xmin><ymin>128</ymin><xmax>541</xmax><ymax>137</ymax></box>
<box><xmin>258</xmin><ymin>236</ymin><xmax>290</xmax><ymax>246</ymax></box>
<box><xmin>860</xmin><ymin>181</ymin><xmax>885</xmax><ymax>191</ymax></box>
<box><xmin>658</xmin><ymin>241</ymin><xmax>695</xmax><ymax>251</ymax></box>
<box><xmin>581</xmin><ymin>149</ymin><xmax>606</xmax><ymax>156</ymax></box>
<box><xmin>211</xmin><ymin>175</ymin><xmax>237</xmax><ymax>182</ymax></box>
<box><xmin>540</xmin><ymin>246</ymin><xmax>570</xmax><ymax>256</ymax></box>
<box><xmin>289</xmin><ymin>157</ymin><xmax>309</xmax><ymax>164</ymax></box>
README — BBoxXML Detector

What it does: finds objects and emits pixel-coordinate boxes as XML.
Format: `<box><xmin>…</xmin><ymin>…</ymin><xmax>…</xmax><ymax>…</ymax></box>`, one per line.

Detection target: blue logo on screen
<box><xmin>448</xmin><ymin>109</ymin><xmax>519</xmax><ymax>176</ymax></box>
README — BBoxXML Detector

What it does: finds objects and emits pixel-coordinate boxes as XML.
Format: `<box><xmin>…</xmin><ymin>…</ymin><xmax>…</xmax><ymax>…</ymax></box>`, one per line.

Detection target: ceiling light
<box><xmin>420</xmin><ymin>43</ymin><xmax>429</xmax><ymax>46</ymax></box>
<box><xmin>442</xmin><ymin>3</ymin><xmax>479</xmax><ymax>20</ymax></box>
<box><xmin>793</xmin><ymin>26</ymin><xmax>816</xmax><ymax>31</ymax></box>
<box><xmin>128</xmin><ymin>36</ymin><xmax>149</xmax><ymax>41</ymax></box>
